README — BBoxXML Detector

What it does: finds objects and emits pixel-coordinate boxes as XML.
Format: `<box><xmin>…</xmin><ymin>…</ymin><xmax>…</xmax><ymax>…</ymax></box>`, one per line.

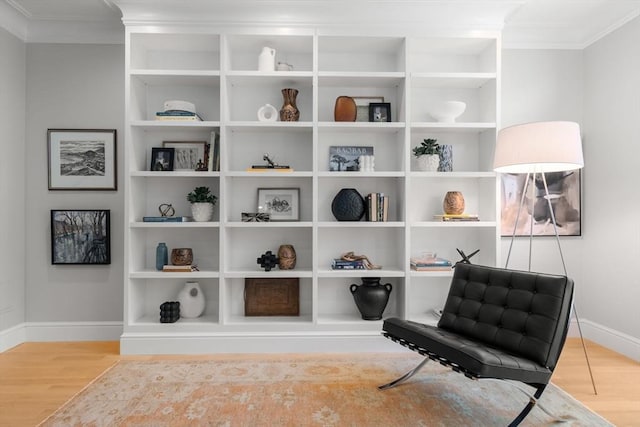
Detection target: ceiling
<box><xmin>2</xmin><ymin>0</ymin><xmax>640</xmax><ymax>48</ymax></box>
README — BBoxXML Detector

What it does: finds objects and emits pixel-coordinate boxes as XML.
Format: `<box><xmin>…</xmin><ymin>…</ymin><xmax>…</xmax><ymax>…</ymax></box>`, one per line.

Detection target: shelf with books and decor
<box><xmin>121</xmin><ymin>24</ymin><xmax>500</xmax><ymax>354</ymax></box>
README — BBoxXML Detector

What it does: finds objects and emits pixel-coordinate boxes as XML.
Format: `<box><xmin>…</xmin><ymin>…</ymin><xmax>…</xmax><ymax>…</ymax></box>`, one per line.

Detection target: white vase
<box><xmin>177</xmin><ymin>282</ymin><xmax>205</xmax><ymax>318</ymax></box>
<box><xmin>191</xmin><ymin>202</ymin><xmax>214</xmax><ymax>222</ymax></box>
<box><xmin>417</xmin><ymin>154</ymin><xmax>440</xmax><ymax>172</ymax></box>
<box><xmin>258</xmin><ymin>46</ymin><xmax>276</xmax><ymax>71</ymax></box>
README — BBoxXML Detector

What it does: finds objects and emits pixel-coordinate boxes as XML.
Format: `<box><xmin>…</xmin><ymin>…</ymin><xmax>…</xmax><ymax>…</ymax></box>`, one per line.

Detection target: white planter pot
<box><xmin>191</xmin><ymin>202</ymin><xmax>214</xmax><ymax>222</ymax></box>
<box><xmin>416</xmin><ymin>155</ymin><xmax>440</xmax><ymax>172</ymax></box>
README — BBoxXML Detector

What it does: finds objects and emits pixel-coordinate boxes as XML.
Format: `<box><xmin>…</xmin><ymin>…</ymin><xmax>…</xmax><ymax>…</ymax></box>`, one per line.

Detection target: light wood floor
<box><xmin>0</xmin><ymin>339</ymin><xmax>638</xmax><ymax>426</ymax></box>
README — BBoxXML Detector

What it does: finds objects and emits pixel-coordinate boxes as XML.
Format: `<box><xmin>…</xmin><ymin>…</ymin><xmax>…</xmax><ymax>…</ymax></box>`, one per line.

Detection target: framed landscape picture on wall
<box><xmin>51</xmin><ymin>209</ymin><xmax>111</xmax><ymax>264</ymax></box>
<box><xmin>47</xmin><ymin>129</ymin><xmax>117</xmax><ymax>190</ymax></box>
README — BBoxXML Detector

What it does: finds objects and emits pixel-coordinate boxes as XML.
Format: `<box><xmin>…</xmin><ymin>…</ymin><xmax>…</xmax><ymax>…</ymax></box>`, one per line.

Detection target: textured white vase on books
<box><xmin>191</xmin><ymin>202</ymin><xmax>214</xmax><ymax>222</ymax></box>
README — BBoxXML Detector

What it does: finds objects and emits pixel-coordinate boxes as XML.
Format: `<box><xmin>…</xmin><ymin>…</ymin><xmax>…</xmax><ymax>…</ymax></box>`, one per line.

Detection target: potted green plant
<box><xmin>413</xmin><ymin>138</ymin><xmax>441</xmax><ymax>171</ymax></box>
<box><xmin>187</xmin><ymin>186</ymin><xmax>217</xmax><ymax>222</ymax></box>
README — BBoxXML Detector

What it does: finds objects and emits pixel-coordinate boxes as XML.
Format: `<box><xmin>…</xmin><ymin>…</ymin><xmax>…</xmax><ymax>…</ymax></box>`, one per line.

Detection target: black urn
<box><xmin>350</xmin><ymin>277</ymin><xmax>393</xmax><ymax>320</ymax></box>
<box><xmin>331</xmin><ymin>188</ymin><xmax>365</xmax><ymax>221</ymax></box>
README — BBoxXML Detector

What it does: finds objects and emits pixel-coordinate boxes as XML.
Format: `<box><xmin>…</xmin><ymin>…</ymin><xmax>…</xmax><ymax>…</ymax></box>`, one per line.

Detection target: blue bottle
<box><xmin>156</xmin><ymin>242</ymin><xmax>168</xmax><ymax>271</ymax></box>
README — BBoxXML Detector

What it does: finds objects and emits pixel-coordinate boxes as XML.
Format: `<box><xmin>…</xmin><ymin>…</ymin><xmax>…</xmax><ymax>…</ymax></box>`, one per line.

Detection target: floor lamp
<box><xmin>494</xmin><ymin>121</ymin><xmax>597</xmax><ymax>395</ymax></box>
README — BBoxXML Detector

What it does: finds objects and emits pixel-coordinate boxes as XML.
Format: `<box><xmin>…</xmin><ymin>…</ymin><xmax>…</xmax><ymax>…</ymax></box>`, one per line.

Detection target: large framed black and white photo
<box><xmin>257</xmin><ymin>187</ymin><xmax>300</xmax><ymax>221</ymax></box>
<box><xmin>51</xmin><ymin>209</ymin><xmax>111</xmax><ymax>264</ymax></box>
<box><xmin>500</xmin><ymin>170</ymin><xmax>581</xmax><ymax>237</ymax></box>
<box><xmin>47</xmin><ymin>129</ymin><xmax>117</xmax><ymax>190</ymax></box>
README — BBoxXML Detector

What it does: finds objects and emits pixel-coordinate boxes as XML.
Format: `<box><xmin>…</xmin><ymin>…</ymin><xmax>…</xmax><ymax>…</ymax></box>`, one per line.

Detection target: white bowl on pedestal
<box><xmin>429</xmin><ymin>101</ymin><xmax>467</xmax><ymax>123</ymax></box>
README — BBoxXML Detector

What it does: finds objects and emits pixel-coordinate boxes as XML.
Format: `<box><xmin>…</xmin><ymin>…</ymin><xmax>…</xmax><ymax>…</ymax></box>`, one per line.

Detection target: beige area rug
<box><xmin>40</xmin><ymin>353</ymin><xmax>611</xmax><ymax>427</ymax></box>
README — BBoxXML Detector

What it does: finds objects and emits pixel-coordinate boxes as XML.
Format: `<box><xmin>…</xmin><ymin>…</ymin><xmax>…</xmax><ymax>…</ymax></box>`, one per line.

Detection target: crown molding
<box><xmin>0</xmin><ymin>0</ymin><xmax>28</xmax><ymax>40</ymax></box>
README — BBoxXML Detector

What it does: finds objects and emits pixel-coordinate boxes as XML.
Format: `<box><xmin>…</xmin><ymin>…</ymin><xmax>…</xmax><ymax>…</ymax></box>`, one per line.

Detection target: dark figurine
<box><xmin>454</xmin><ymin>248</ymin><xmax>479</xmax><ymax>266</ymax></box>
<box><xmin>160</xmin><ymin>301</ymin><xmax>180</xmax><ymax>323</ymax></box>
<box><xmin>257</xmin><ymin>250</ymin><xmax>279</xmax><ymax>271</ymax></box>
<box><xmin>263</xmin><ymin>154</ymin><xmax>276</xmax><ymax>167</ymax></box>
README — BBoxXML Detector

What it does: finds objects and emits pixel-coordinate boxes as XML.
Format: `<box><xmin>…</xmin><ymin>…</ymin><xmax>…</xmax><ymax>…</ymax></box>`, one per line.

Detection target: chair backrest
<box><xmin>437</xmin><ymin>263</ymin><xmax>574</xmax><ymax>369</ymax></box>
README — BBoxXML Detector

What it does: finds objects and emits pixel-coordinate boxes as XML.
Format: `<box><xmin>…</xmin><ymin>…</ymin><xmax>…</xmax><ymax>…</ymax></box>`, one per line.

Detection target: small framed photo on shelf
<box><xmin>51</xmin><ymin>209</ymin><xmax>111</xmax><ymax>265</ymax></box>
<box><xmin>47</xmin><ymin>129</ymin><xmax>117</xmax><ymax>190</ymax></box>
<box><xmin>150</xmin><ymin>147</ymin><xmax>175</xmax><ymax>171</ymax></box>
<box><xmin>352</xmin><ymin>96</ymin><xmax>384</xmax><ymax>122</ymax></box>
<box><xmin>369</xmin><ymin>102</ymin><xmax>392</xmax><ymax>122</ymax></box>
<box><xmin>257</xmin><ymin>187</ymin><xmax>300</xmax><ymax>221</ymax></box>
<box><xmin>329</xmin><ymin>146</ymin><xmax>374</xmax><ymax>171</ymax></box>
<box><xmin>162</xmin><ymin>141</ymin><xmax>207</xmax><ymax>171</ymax></box>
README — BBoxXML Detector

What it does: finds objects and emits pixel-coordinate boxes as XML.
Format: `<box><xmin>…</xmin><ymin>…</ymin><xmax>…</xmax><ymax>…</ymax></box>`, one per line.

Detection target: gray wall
<box><xmin>0</xmin><ymin>28</ymin><xmax>26</xmax><ymax>339</ymax></box>
<box><xmin>25</xmin><ymin>44</ymin><xmax>124</xmax><ymax>323</ymax></box>
<box><xmin>502</xmin><ymin>15</ymin><xmax>640</xmax><ymax>358</ymax></box>
<box><xmin>500</xmin><ymin>49</ymin><xmax>585</xmax><ymax>306</ymax></box>
<box><xmin>582</xmin><ymin>17</ymin><xmax>640</xmax><ymax>343</ymax></box>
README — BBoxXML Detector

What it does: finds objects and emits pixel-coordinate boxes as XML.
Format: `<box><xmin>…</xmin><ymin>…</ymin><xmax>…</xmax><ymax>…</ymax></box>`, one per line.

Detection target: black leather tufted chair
<box><xmin>380</xmin><ymin>263</ymin><xmax>574</xmax><ymax>426</ymax></box>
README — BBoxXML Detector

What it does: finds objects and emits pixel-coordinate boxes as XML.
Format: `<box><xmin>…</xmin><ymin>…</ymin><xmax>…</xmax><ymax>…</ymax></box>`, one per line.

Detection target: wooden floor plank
<box><xmin>0</xmin><ymin>339</ymin><xmax>638</xmax><ymax>426</ymax></box>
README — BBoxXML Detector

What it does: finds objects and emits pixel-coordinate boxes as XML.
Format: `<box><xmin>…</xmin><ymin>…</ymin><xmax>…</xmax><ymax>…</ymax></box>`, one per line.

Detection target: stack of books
<box><xmin>331</xmin><ymin>258</ymin><xmax>366</xmax><ymax>270</ymax></box>
<box><xmin>143</xmin><ymin>216</ymin><xmax>192</xmax><ymax>222</ymax></box>
<box><xmin>366</xmin><ymin>192</ymin><xmax>389</xmax><ymax>222</ymax></box>
<box><xmin>162</xmin><ymin>265</ymin><xmax>199</xmax><ymax>272</ymax></box>
<box><xmin>155</xmin><ymin>110</ymin><xmax>203</xmax><ymax>121</ymax></box>
<box><xmin>410</xmin><ymin>256</ymin><xmax>452</xmax><ymax>271</ymax></box>
<box><xmin>433</xmin><ymin>213</ymin><xmax>479</xmax><ymax>222</ymax></box>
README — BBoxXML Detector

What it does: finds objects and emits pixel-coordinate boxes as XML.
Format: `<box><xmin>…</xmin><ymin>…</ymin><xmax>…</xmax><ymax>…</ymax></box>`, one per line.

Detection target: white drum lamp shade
<box><xmin>494</xmin><ymin>121</ymin><xmax>584</xmax><ymax>173</ymax></box>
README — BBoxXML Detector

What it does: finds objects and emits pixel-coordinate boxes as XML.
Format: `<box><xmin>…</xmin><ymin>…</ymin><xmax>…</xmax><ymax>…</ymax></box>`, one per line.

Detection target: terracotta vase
<box><xmin>334</xmin><ymin>96</ymin><xmax>357</xmax><ymax>121</ymax></box>
<box><xmin>443</xmin><ymin>191</ymin><xmax>465</xmax><ymax>215</ymax></box>
<box><xmin>280</xmin><ymin>88</ymin><xmax>300</xmax><ymax>122</ymax></box>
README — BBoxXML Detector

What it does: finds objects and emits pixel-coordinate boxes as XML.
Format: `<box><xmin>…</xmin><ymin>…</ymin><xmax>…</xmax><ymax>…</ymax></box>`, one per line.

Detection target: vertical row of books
<box><xmin>207</xmin><ymin>131</ymin><xmax>220</xmax><ymax>172</ymax></box>
<box><xmin>366</xmin><ymin>193</ymin><xmax>389</xmax><ymax>222</ymax></box>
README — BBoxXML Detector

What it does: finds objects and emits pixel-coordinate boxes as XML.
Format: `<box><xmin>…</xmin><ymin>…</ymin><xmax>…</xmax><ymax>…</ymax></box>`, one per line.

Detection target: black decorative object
<box><xmin>257</xmin><ymin>250</ymin><xmax>279</xmax><ymax>271</ymax></box>
<box><xmin>159</xmin><ymin>301</ymin><xmax>180</xmax><ymax>323</ymax></box>
<box><xmin>331</xmin><ymin>188</ymin><xmax>365</xmax><ymax>221</ymax></box>
<box><xmin>455</xmin><ymin>248</ymin><xmax>479</xmax><ymax>265</ymax></box>
<box><xmin>350</xmin><ymin>277</ymin><xmax>393</xmax><ymax>320</ymax></box>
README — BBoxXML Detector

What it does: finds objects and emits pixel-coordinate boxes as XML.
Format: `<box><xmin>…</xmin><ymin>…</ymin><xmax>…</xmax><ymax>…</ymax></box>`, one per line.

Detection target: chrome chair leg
<box><xmin>378</xmin><ymin>358</ymin><xmax>430</xmax><ymax>390</ymax></box>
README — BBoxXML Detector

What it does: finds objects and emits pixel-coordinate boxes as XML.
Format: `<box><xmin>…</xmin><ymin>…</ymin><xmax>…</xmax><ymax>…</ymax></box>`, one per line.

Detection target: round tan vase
<box><xmin>278</xmin><ymin>244</ymin><xmax>297</xmax><ymax>270</ymax></box>
<box><xmin>443</xmin><ymin>191</ymin><xmax>465</xmax><ymax>215</ymax></box>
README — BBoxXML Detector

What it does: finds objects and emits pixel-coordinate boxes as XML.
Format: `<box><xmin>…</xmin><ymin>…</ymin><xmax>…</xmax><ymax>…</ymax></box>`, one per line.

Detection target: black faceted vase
<box><xmin>331</xmin><ymin>188</ymin><xmax>365</xmax><ymax>221</ymax></box>
<box><xmin>350</xmin><ymin>277</ymin><xmax>393</xmax><ymax>320</ymax></box>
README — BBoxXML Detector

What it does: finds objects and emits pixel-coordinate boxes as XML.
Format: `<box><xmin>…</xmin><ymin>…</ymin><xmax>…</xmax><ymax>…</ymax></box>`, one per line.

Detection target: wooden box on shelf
<box><xmin>244</xmin><ymin>278</ymin><xmax>300</xmax><ymax>316</ymax></box>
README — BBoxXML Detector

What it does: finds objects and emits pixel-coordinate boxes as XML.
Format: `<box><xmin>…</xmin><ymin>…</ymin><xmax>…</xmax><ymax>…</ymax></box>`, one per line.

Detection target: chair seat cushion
<box><xmin>383</xmin><ymin>317</ymin><xmax>553</xmax><ymax>384</ymax></box>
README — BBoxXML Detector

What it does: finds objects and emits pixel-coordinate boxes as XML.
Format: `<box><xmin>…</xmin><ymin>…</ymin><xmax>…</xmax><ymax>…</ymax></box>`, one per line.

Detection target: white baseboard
<box><xmin>1</xmin><ymin>321</ymin><xmax>123</xmax><ymax>352</ymax></box>
<box><xmin>568</xmin><ymin>318</ymin><xmax>640</xmax><ymax>362</ymax></box>
<box><xmin>0</xmin><ymin>323</ymin><xmax>27</xmax><ymax>352</ymax></box>
<box><xmin>24</xmin><ymin>321</ymin><xmax>123</xmax><ymax>342</ymax></box>
<box><xmin>120</xmin><ymin>332</ymin><xmax>401</xmax><ymax>355</ymax></box>
<box><xmin>3</xmin><ymin>319</ymin><xmax>639</xmax><ymax>361</ymax></box>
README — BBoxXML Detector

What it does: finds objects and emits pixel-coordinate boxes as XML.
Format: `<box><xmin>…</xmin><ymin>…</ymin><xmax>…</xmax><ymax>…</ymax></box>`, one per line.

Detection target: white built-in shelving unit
<box><xmin>122</xmin><ymin>26</ymin><xmax>500</xmax><ymax>354</ymax></box>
